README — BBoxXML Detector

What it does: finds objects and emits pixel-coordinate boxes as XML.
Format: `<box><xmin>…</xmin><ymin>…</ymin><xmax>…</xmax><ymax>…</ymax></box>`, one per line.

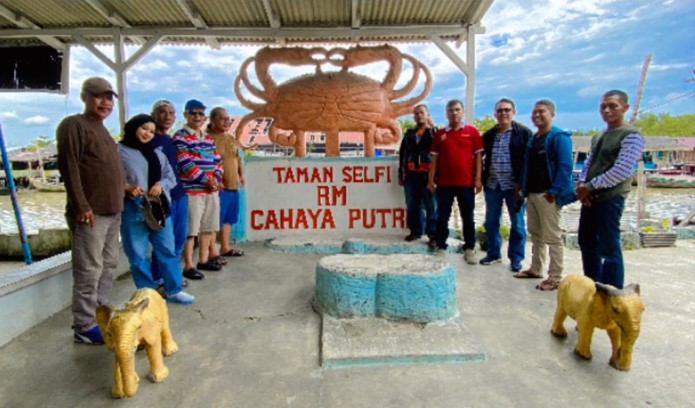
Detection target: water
<box><xmin>1</xmin><ymin>188</ymin><xmax>693</xmax><ymax>234</ymax></box>
<box><xmin>0</xmin><ymin>190</ymin><xmax>67</xmax><ymax>234</ymax></box>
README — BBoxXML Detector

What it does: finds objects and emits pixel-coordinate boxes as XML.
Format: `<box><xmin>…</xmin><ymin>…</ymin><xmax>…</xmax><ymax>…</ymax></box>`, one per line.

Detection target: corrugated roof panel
<box><xmin>1</xmin><ymin>0</ymin><xmax>108</xmax><ymax>27</ymax></box>
<box><xmin>0</xmin><ymin>0</ymin><xmax>493</xmax><ymax>47</ymax></box>
<box><xmin>194</xmin><ymin>0</ymin><xmax>268</xmax><ymax>27</ymax></box>
<box><xmin>105</xmin><ymin>0</ymin><xmax>191</xmax><ymax>26</ymax></box>
<box><xmin>276</xmin><ymin>0</ymin><xmax>350</xmax><ymax>26</ymax></box>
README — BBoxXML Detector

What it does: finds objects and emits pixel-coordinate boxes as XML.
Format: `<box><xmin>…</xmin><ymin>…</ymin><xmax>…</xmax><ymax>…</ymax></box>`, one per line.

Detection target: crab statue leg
<box><xmin>324</xmin><ymin>129</ymin><xmax>340</xmax><ymax>157</ymax></box>
<box><xmin>363</xmin><ymin>124</ymin><xmax>377</xmax><ymax>157</ymax></box>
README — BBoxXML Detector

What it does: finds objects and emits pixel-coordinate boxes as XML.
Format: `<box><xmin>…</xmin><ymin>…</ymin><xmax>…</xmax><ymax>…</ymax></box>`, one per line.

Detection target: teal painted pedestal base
<box><xmin>314</xmin><ymin>254</ymin><xmax>456</xmax><ymax>323</ymax></box>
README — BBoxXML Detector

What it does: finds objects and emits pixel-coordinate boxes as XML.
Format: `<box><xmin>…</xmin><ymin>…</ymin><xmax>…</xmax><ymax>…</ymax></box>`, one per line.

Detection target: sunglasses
<box><xmin>496</xmin><ymin>108</ymin><xmax>513</xmax><ymax>113</ymax></box>
<box><xmin>187</xmin><ymin>111</ymin><xmax>205</xmax><ymax>117</ymax></box>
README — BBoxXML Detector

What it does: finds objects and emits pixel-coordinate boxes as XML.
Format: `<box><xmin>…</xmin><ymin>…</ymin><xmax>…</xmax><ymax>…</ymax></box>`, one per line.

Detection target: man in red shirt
<box><xmin>427</xmin><ymin>99</ymin><xmax>483</xmax><ymax>264</ymax></box>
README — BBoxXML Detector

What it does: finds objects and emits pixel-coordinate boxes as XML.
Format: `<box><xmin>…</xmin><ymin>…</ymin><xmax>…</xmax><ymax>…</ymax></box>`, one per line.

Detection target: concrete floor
<box><xmin>0</xmin><ymin>238</ymin><xmax>693</xmax><ymax>407</ymax></box>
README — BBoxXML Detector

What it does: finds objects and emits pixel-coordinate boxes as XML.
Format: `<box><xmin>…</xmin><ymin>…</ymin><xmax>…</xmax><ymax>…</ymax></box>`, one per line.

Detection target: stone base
<box><xmin>320</xmin><ymin>314</ymin><xmax>486</xmax><ymax>368</ymax></box>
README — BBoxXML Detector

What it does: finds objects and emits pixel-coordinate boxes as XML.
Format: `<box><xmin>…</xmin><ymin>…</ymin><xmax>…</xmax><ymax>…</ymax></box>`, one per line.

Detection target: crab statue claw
<box><xmin>233</xmin><ymin>44</ymin><xmax>432</xmax><ymax>157</ymax></box>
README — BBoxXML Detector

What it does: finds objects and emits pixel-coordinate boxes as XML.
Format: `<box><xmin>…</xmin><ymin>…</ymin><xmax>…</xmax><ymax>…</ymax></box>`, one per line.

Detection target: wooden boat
<box><xmin>646</xmin><ymin>175</ymin><xmax>695</xmax><ymax>188</ymax></box>
<box><xmin>30</xmin><ymin>177</ymin><xmax>65</xmax><ymax>192</ymax></box>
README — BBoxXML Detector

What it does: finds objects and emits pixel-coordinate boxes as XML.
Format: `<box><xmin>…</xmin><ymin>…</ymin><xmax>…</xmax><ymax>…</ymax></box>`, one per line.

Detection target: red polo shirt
<box><xmin>430</xmin><ymin>124</ymin><xmax>483</xmax><ymax>186</ymax></box>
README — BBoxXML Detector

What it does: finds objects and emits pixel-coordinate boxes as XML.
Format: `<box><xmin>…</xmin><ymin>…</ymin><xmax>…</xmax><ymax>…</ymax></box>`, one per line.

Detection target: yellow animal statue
<box><xmin>234</xmin><ymin>44</ymin><xmax>432</xmax><ymax>157</ymax></box>
<box><xmin>95</xmin><ymin>288</ymin><xmax>179</xmax><ymax>398</ymax></box>
<box><xmin>551</xmin><ymin>275</ymin><xmax>645</xmax><ymax>371</ymax></box>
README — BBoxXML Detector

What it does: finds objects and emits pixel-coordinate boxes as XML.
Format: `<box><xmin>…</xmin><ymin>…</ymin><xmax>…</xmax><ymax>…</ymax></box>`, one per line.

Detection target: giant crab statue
<box><xmin>233</xmin><ymin>45</ymin><xmax>432</xmax><ymax>157</ymax></box>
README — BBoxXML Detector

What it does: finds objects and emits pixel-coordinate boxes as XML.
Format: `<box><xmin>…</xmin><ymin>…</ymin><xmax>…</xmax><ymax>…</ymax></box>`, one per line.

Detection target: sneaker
<box><xmin>74</xmin><ymin>325</ymin><xmax>104</xmax><ymax>345</ymax></box>
<box><xmin>166</xmin><ymin>291</ymin><xmax>196</xmax><ymax>305</ymax></box>
<box><xmin>479</xmin><ymin>255</ymin><xmax>502</xmax><ymax>265</ymax></box>
<box><xmin>510</xmin><ymin>262</ymin><xmax>522</xmax><ymax>272</ymax></box>
<box><xmin>464</xmin><ymin>249</ymin><xmax>477</xmax><ymax>265</ymax></box>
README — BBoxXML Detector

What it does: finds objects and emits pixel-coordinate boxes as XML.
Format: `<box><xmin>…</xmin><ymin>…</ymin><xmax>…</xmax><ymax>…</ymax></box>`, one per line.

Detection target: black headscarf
<box><xmin>121</xmin><ymin>114</ymin><xmax>160</xmax><ymax>189</ymax></box>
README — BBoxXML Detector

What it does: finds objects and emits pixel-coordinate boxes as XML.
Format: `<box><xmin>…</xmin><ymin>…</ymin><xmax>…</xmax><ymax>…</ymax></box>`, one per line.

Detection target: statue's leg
<box><xmin>364</xmin><ymin>126</ymin><xmax>376</xmax><ymax>157</ymax></box>
<box><xmin>605</xmin><ymin>324</ymin><xmax>622</xmax><ymax>366</ymax></box>
<box><xmin>324</xmin><ymin>130</ymin><xmax>339</xmax><ymax>157</ymax></box>
<box><xmin>112</xmin><ymin>356</ymin><xmax>125</xmax><ymax>398</ymax></box>
<box><xmin>550</xmin><ymin>305</ymin><xmax>568</xmax><ymax>338</ymax></box>
<box><xmin>294</xmin><ymin>130</ymin><xmax>307</xmax><ymax>157</ymax></box>
<box><xmin>161</xmin><ymin>319</ymin><xmax>179</xmax><ymax>356</ymax></box>
<box><xmin>145</xmin><ymin>336</ymin><xmax>169</xmax><ymax>383</ymax></box>
<box><xmin>574</xmin><ymin>319</ymin><xmax>594</xmax><ymax>360</ymax></box>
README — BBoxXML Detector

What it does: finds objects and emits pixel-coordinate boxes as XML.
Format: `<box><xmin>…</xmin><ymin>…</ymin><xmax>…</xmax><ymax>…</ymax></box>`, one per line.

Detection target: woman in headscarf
<box><xmin>119</xmin><ymin>114</ymin><xmax>195</xmax><ymax>304</ymax></box>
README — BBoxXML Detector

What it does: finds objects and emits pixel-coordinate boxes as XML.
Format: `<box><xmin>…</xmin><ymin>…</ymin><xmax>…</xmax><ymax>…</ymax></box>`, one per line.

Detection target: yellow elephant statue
<box><xmin>551</xmin><ymin>275</ymin><xmax>645</xmax><ymax>371</ymax></box>
<box><xmin>96</xmin><ymin>288</ymin><xmax>179</xmax><ymax>398</ymax></box>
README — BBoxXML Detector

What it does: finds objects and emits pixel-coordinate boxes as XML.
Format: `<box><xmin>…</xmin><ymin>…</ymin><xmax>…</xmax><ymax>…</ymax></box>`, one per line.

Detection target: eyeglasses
<box><xmin>496</xmin><ymin>108</ymin><xmax>513</xmax><ymax>114</ymax></box>
<box><xmin>187</xmin><ymin>111</ymin><xmax>205</xmax><ymax>117</ymax></box>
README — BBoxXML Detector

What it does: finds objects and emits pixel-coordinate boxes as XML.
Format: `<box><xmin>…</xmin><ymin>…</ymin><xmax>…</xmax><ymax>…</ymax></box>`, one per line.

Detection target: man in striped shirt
<box><xmin>173</xmin><ymin>99</ymin><xmax>223</xmax><ymax>280</ymax></box>
<box><xmin>577</xmin><ymin>90</ymin><xmax>645</xmax><ymax>289</ymax></box>
<box><xmin>480</xmin><ymin>98</ymin><xmax>532</xmax><ymax>272</ymax></box>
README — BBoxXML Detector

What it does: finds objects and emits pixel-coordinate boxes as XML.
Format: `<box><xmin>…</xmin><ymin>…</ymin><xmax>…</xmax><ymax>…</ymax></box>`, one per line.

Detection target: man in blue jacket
<box><xmin>479</xmin><ymin>98</ymin><xmax>532</xmax><ymax>272</ymax></box>
<box><xmin>515</xmin><ymin>99</ymin><xmax>576</xmax><ymax>291</ymax></box>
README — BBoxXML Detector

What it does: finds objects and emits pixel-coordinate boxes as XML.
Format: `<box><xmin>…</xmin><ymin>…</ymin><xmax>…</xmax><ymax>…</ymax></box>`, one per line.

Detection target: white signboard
<box><xmin>244</xmin><ymin>156</ymin><xmax>407</xmax><ymax>241</ymax></box>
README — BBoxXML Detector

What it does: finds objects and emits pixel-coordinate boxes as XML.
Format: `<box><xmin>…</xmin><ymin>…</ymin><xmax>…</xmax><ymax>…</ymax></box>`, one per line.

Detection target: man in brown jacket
<box><xmin>57</xmin><ymin>77</ymin><xmax>125</xmax><ymax>345</ymax></box>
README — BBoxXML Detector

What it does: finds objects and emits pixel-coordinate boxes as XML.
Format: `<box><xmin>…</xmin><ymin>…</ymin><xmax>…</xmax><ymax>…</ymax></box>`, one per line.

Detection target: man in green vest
<box><xmin>576</xmin><ymin>90</ymin><xmax>645</xmax><ymax>289</ymax></box>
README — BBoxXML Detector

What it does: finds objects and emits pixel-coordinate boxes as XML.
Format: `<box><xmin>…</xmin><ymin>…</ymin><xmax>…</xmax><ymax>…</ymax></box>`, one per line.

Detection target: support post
<box><xmin>0</xmin><ymin>122</ymin><xmax>32</xmax><ymax>264</ymax></box>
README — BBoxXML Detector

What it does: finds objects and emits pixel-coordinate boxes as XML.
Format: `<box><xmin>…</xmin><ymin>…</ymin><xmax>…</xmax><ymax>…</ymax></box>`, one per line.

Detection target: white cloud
<box><xmin>650</xmin><ymin>63</ymin><xmax>691</xmax><ymax>72</ymax></box>
<box><xmin>0</xmin><ymin>111</ymin><xmax>20</xmax><ymax>120</ymax></box>
<box><xmin>24</xmin><ymin>116</ymin><xmax>50</xmax><ymax>124</ymax></box>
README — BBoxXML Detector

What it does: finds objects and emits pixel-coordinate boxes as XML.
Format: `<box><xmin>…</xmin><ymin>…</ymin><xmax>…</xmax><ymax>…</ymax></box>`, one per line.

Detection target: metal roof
<box><xmin>0</xmin><ymin>0</ymin><xmax>494</xmax><ymax>49</ymax></box>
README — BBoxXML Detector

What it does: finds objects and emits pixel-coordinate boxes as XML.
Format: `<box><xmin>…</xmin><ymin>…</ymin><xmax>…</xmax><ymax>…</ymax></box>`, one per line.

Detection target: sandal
<box><xmin>536</xmin><ymin>278</ymin><xmax>560</xmax><ymax>291</ymax></box>
<box><xmin>209</xmin><ymin>255</ymin><xmax>228</xmax><ymax>266</ymax></box>
<box><xmin>221</xmin><ymin>248</ymin><xmax>244</xmax><ymax>257</ymax></box>
<box><xmin>514</xmin><ymin>270</ymin><xmax>543</xmax><ymax>279</ymax></box>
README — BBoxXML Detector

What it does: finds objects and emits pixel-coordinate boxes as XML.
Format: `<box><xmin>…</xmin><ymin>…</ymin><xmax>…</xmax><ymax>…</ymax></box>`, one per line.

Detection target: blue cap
<box><xmin>184</xmin><ymin>99</ymin><xmax>206</xmax><ymax>112</ymax></box>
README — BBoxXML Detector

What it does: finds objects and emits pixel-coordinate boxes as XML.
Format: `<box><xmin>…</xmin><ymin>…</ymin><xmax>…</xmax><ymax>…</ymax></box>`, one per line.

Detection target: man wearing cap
<box><xmin>173</xmin><ymin>100</ymin><xmax>223</xmax><ymax>280</ymax></box>
<box><xmin>149</xmin><ymin>100</ymin><xmax>193</xmax><ymax>287</ymax></box>
<box><xmin>57</xmin><ymin>77</ymin><xmax>125</xmax><ymax>344</ymax></box>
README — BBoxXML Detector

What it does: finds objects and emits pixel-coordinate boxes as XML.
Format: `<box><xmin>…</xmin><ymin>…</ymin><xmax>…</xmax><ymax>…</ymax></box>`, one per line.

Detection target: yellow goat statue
<box><xmin>96</xmin><ymin>288</ymin><xmax>179</xmax><ymax>398</ymax></box>
<box><xmin>551</xmin><ymin>275</ymin><xmax>645</xmax><ymax>371</ymax></box>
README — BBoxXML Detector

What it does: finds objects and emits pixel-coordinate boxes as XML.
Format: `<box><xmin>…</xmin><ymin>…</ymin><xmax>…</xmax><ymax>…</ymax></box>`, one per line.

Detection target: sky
<box><xmin>0</xmin><ymin>0</ymin><xmax>693</xmax><ymax>148</ymax></box>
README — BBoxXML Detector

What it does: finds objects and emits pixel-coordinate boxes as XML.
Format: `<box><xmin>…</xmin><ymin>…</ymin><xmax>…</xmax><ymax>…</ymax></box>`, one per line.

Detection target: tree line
<box><xmin>398</xmin><ymin>112</ymin><xmax>694</xmax><ymax>137</ymax></box>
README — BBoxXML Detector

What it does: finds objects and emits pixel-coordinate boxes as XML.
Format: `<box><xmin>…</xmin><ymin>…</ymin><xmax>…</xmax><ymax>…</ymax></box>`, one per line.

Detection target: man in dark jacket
<box><xmin>479</xmin><ymin>98</ymin><xmax>532</xmax><ymax>272</ymax></box>
<box><xmin>398</xmin><ymin>104</ymin><xmax>437</xmax><ymax>242</ymax></box>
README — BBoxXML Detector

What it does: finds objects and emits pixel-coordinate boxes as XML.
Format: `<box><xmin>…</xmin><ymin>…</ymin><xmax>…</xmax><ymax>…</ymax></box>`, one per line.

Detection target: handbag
<box><xmin>142</xmin><ymin>196</ymin><xmax>167</xmax><ymax>231</ymax></box>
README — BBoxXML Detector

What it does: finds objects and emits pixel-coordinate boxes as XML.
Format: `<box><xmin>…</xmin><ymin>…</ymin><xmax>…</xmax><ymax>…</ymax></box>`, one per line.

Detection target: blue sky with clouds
<box><xmin>0</xmin><ymin>0</ymin><xmax>693</xmax><ymax>148</ymax></box>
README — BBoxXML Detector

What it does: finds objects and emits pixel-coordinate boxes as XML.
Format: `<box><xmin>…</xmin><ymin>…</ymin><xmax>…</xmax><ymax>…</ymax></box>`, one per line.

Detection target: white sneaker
<box><xmin>167</xmin><ymin>291</ymin><xmax>195</xmax><ymax>305</ymax></box>
<box><xmin>464</xmin><ymin>249</ymin><xmax>477</xmax><ymax>265</ymax></box>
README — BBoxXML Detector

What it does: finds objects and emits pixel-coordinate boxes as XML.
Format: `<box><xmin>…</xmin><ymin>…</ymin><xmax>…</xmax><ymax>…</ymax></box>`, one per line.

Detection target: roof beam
<box><xmin>0</xmin><ymin>24</ymin><xmax>468</xmax><ymax>40</ymax></box>
<box><xmin>351</xmin><ymin>0</ymin><xmax>361</xmax><ymax>29</ymax></box>
<box><xmin>173</xmin><ymin>0</ymin><xmax>220</xmax><ymax>49</ymax></box>
<box><xmin>0</xmin><ymin>4</ymin><xmax>65</xmax><ymax>50</ymax></box>
<box><xmin>74</xmin><ymin>34</ymin><xmax>116</xmax><ymax>70</ymax></box>
<box><xmin>261</xmin><ymin>0</ymin><xmax>280</xmax><ymax>28</ymax></box>
<box><xmin>83</xmin><ymin>0</ymin><xmax>146</xmax><ymax>45</ymax></box>
<box><xmin>430</xmin><ymin>34</ymin><xmax>468</xmax><ymax>75</ymax></box>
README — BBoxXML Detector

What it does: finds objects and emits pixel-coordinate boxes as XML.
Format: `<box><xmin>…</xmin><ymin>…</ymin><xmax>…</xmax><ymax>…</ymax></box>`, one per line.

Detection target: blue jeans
<box><xmin>578</xmin><ymin>195</ymin><xmax>625</xmax><ymax>289</ymax></box>
<box><xmin>122</xmin><ymin>199</ymin><xmax>183</xmax><ymax>296</ymax></box>
<box><xmin>435</xmin><ymin>186</ymin><xmax>475</xmax><ymax>250</ymax></box>
<box><xmin>151</xmin><ymin>194</ymin><xmax>188</xmax><ymax>281</ymax></box>
<box><xmin>404</xmin><ymin>171</ymin><xmax>436</xmax><ymax>237</ymax></box>
<box><xmin>483</xmin><ymin>185</ymin><xmax>526</xmax><ymax>263</ymax></box>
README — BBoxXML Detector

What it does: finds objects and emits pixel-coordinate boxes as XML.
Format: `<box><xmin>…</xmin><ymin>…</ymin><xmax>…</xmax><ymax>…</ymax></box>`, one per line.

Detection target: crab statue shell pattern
<box><xmin>233</xmin><ymin>45</ymin><xmax>432</xmax><ymax>157</ymax></box>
